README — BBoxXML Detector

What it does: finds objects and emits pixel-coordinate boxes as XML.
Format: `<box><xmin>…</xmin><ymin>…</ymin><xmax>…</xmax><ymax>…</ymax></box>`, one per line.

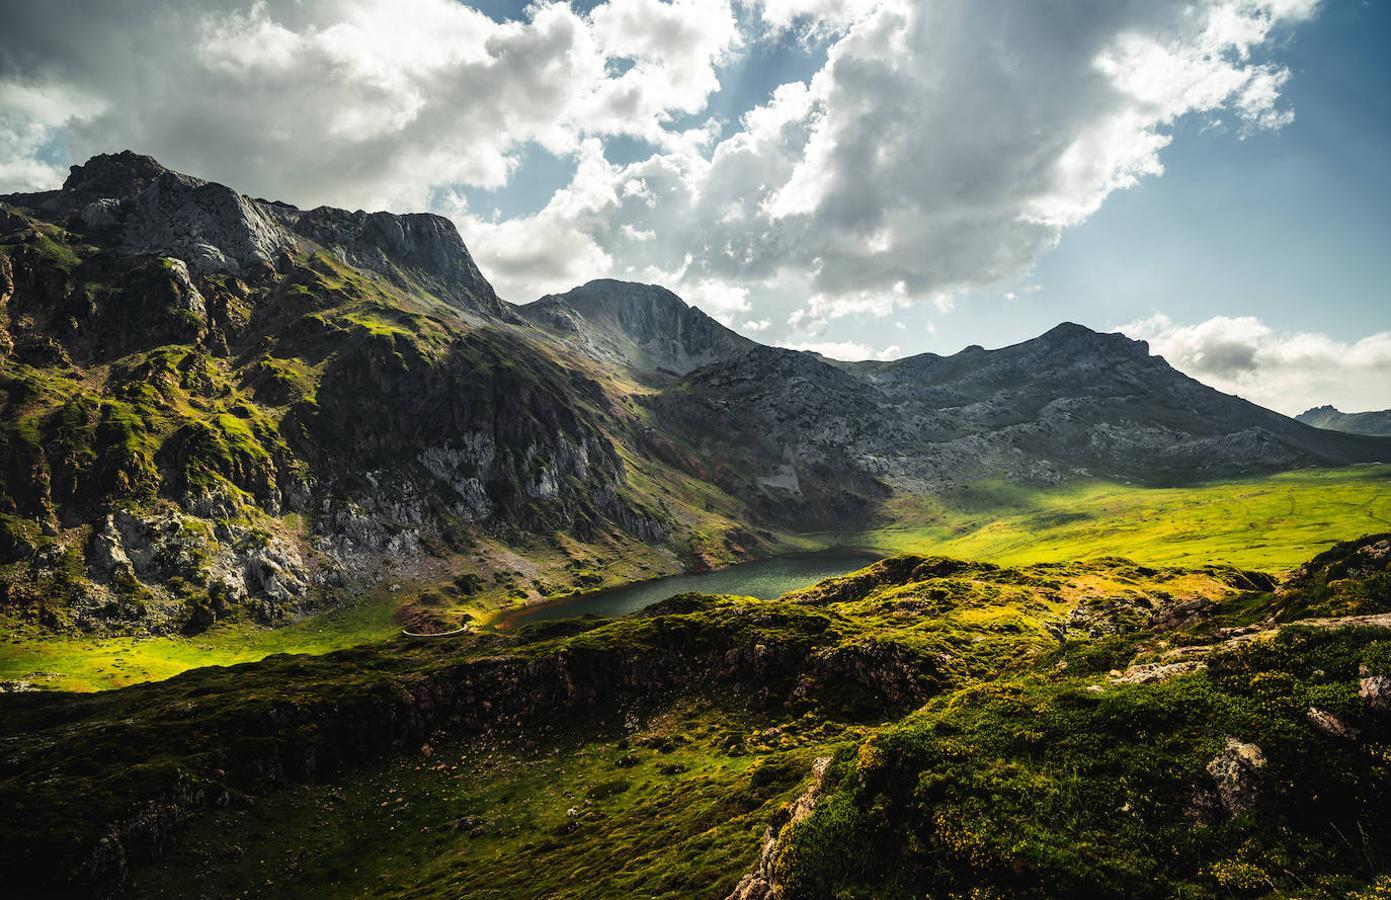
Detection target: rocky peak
<box><xmin>521</xmin><ymin>279</ymin><xmax>756</xmax><ymax>375</ymax></box>
<box><xmin>292</xmin><ymin>206</ymin><xmax>509</xmax><ymax>319</ymax></box>
<box><xmin>1031</xmin><ymin>321</ymin><xmax>1150</xmax><ymax>357</ymax></box>
<box><xmin>16</xmin><ymin>151</ymin><xmax>511</xmax><ymax>319</ymax></box>
<box><xmin>62</xmin><ymin>150</ymin><xmax>171</xmax><ymax>201</ymax></box>
<box><xmin>1295</xmin><ymin>405</ymin><xmax>1391</xmax><ymax>437</ymax></box>
<box><xmin>119</xmin><ymin>169</ymin><xmax>297</xmax><ymax>277</ymax></box>
<box><xmin>32</xmin><ymin>151</ymin><xmax>297</xmax><ymax>277</ymax></box>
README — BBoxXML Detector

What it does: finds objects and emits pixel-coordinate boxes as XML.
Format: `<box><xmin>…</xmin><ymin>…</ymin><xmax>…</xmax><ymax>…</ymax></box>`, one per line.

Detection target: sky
<box><xmin>1</xmin><ymin>0</ymin><xmax>1388</xmax><ymax>415</ymax></box>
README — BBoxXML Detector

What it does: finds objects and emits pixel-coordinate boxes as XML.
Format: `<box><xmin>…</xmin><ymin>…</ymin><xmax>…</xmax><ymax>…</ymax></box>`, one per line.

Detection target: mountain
<box><xmin>520</xmin><ymin>278</ymin><xmax>757</xmax><ymax>377</ymax></box>
<box><xmin>3</xmin><ymin>151</ymin><xmax>1389</xmax><ymax>638</ymax></box>
<box><xmin>649</xmin><ymin>321</ymin><xmax>1391</xmax><ymax>527</ymax></box>
<box><xmin>1297</xmin><ymin>404</ymin><xmax>1391</xmax><ymax>437</ymax></box>
<box><xmin>0</xmin><ymin>152</ymin><xmax>706</xmax><ymax>636</ymax></box>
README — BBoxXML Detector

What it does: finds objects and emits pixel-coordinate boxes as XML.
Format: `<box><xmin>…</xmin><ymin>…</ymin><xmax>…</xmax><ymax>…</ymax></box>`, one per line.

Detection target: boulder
<box><xmin>1205</xmin><ymin>738</ymin><xmax>1267</xmax><ymax>817</ymax></box>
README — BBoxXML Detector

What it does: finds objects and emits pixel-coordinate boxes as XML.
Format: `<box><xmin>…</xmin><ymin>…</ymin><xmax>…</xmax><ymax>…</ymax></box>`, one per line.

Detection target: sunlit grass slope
<box><xmin>850</xmin><ymin>465</ymin><xmax>1391</xmax><ymax>571</ymax></box>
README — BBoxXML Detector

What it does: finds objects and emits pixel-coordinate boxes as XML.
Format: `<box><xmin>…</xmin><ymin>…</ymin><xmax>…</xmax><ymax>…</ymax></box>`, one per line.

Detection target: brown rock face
<box><xmin>1360</xmin><ymin>666</ymin><xmax>1391</xmax><ymax>714</ymax></box>
<box><xmin>1307</xmin><ymin>707</ymin><xmax>1361</xmax><ymax>741</ymax></box>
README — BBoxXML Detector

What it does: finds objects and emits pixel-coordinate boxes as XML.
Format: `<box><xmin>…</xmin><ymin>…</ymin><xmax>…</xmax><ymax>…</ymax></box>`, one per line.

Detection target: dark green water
<box><xmin>495</xmin><ymin>550</ymin><xmax>880</xmax><ymax>629</ymax></box>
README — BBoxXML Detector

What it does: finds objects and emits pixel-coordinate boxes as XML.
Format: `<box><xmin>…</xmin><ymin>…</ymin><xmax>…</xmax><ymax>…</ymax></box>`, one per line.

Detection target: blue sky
<box><xmin>1</xmin><ymin>0</ymin><xmax>1388</xmax><ymax>412</ymax></box>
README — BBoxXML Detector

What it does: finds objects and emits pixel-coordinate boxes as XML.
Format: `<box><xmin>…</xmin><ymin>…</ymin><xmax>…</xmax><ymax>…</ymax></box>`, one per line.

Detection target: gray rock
<box><xmin>726</xmin><ymin>756</ymin><xmax>831</xmax><ymax>900</ymax></box>
<box><xmin>87</xmin><ymin>515</ymin><xmax>133</xmax><ymax>579</ymax></box>
<box><xmin>80</xmin><ymin>198</ymin><xmax>122</xmax><ymax>228</ymax></box>
<box><xmin>293</xmin><ymin>206</ymin><xmax>508</xmax><ymax>318</ymax></box>
<box><xmin>521</xmin><ymin>279</ymin><xmax>757</xmax><ymax>376</ymax></box>
<box><xmin>1206</xmin><ymin>738</ymin><xmax>1267</xmax><ymax>817</ymax></box>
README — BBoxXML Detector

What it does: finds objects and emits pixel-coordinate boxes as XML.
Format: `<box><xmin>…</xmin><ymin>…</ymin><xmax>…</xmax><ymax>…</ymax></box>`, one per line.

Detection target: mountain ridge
<box><xmin>2</xmin><ymin>151</ymin><xmax>1388</xmax><ymax>639</ymax></box>
<box><xmin>19</xmin><ymin>150</ymin><xmax>513</xmax><ymax>320</ymax></box>
<box><xmin>1298</xmin><ymin>404</ymin><xmax>1391</xmax><ymax>437</ymax></box>
<box><xmin>520</xmin><ymin>278</ymin><xmax>758</xmax><ymax>376</ymax></box>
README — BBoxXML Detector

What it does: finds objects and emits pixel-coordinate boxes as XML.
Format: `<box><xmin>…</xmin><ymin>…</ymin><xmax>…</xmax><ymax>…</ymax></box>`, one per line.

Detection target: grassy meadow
<box><xmin>851</xmin><ymin>464</ymin><xmax>1391</xmax><ymax>571</ymax></box>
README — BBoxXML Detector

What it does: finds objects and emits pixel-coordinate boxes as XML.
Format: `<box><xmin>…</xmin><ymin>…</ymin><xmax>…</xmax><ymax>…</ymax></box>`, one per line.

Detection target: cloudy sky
<box><xmin>2</xmin><ymin>0</ymin><xmax>1388</xmax><ymax>414</ymax></box>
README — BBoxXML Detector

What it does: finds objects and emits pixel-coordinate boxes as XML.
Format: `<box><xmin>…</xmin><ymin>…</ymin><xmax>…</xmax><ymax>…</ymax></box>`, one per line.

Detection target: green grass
<box><xmin>0</xmin><ymin>527</ymin><xmax>730</xmax><ymax>691</ymax></box>
<box><xmin>846</xmin><ymin>465</ymin><xmax>1391</xmax><ymax>571</ymax></box>
<box><xmin>0</xmin><ymin>591</ymin><xmax>403</xmax><ymax>691</ymax></box>
<box><xmin>778</xmin><ymin>626</ymin><xmax>1391</xmax><ymax>899</ymax></box>
<box><xmin>127</xmin><ymin>698</ymin><xmax>863</xmax><ymax>899</ymax></box>
<box><xmin>7</xmin><ymin>467</ymin><xmax>1387</xmax><ymax>693</ymax></box>
<box><xmin>7</xmin><ymin>535</ymin><xmax>1391</xmax><ymax>897</ymax></box>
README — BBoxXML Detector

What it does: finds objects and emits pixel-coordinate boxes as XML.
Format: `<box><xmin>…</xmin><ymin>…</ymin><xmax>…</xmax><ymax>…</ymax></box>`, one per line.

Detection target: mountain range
<box><xmin>1298</xmin><ymin>404</ymin><xmax>1391</xmax><ymax>437</ymax></box>
<box><xmin>2</xmin><ymin>151</ymin><xmax>1388</xmax><ymax>635</ymax></box>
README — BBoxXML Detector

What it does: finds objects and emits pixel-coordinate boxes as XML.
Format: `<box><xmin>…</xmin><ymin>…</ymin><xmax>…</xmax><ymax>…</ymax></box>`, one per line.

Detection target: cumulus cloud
<box><xmin>0</xmin><ymin>0</ymin><xmax>1316</xmax><ymax>329</ymax></box>
<box><xmin>0</xmin><ymin>0</ymin><xmax>738</xmax><ymax>211</ymax></box>
<box><xmin>1122</xmin><ymin>313</ymin><xmax>1391</xmax><ymax>416</ymax></box>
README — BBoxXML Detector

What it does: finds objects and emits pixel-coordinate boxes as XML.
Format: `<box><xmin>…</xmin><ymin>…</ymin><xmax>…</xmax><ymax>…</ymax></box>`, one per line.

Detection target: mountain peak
<box><xmin>520</xmin><ymin>279</ymin><xmax>755</xmax><ymax>375</ymax></box>
<box><xmin>62</xmin><ymin>150</ymin><xmax>173</xmax><ymax>200</ymax></box>
<box><xmin>9</xmin><ymin>151</ymin><xmax>508</xmax><ymax>318</ymax></box>
<box><xmin>1296</xmin><ymin>405</ymin><xmax>1391</xmax><ymax>437</ymax></box>
<box><xmin>1029</xmin><ymin>321</ymin><xmax>1150</xmax><ymax>356</ymax></box>
<box><xmin>293</xmin><ymin>206</ymin><xmax>504</xmax><ymax>317</ymax></box>
<box><xmin>1040</xmin><ymin>321</ymin><xmax>1094</xmax><ymax>338</ymax></box>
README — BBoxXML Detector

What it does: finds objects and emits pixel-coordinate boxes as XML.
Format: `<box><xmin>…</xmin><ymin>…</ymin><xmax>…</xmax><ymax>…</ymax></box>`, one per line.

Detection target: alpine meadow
<box><xmin>2</xmin><ymin>2</ymin><xmax>1391</xmax><ymax>898</ymax></box>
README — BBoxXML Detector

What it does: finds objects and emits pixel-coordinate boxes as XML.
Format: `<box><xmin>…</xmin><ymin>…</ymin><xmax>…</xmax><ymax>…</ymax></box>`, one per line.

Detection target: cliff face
<box><xmin>292</xmin><ymin>206</ymin><xmax>512</xmax><ymax>320</ymax></box>
<box><xmin>0</xmin><ymin>153</ymin><xmax>674</xmax><ymax>635</ymax></box>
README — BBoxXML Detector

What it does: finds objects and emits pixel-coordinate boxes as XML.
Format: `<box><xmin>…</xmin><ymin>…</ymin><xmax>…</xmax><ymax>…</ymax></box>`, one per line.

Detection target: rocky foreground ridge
<box><xmin>2</xmin><ymin>152</ymin><xmax>1388</xmax><ymax>636</ymax></box>
<box><xmin>2</xmin><ymin>534</ymin><xmax>1390</xmax><ymax>897</ymax></box>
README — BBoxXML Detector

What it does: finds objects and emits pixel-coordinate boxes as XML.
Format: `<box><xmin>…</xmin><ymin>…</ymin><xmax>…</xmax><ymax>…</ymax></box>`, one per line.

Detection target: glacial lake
<box><xmin>493</xmin><ymin>549</ymin><xmax>880</xmax><ymax>630</ymax></box>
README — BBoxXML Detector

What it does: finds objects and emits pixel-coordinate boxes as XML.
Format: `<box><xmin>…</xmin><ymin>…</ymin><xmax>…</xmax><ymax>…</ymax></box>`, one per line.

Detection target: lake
<box><xmin>492</xmin><ymin>549</ymin><xmax>880</xmax><ymax>629</ymax></box>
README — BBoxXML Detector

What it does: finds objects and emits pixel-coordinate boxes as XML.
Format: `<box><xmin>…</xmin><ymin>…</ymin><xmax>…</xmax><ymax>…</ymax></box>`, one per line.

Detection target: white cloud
<box><xmin>0</xmin><ymin>81</ymin><xmax>104</xmax><ymax>191</ymax></box>
<box><xmin>677</xmin><ymin>278</ymin><xmax>752</xmax><ymax>324</ymax></box>
<box><xmin>0</xmin><ymin>0</ymin><xmax>1317</xmax><ymax>321</ymax></box>
<box><xmin>782</xmin><ymin>339</ymin><xmax>900</xmax><ymax>360</ymax></box>
<box><xmin>1121</xmin><ymin>313</ymin><xmax>1391</xmax><ymax>415</ymax></box>
<box><xmin>0</xmin><ymin>0</ymin><xmax>739</xmax><ymax>211</ymax></box>
<box><xmin>586</xmin><ymin>0</ymin><xmax>740</xmax><ymax>145</ymax></box>
<box><xmin>740</xmin><ymin>318</ymin><xmax>773</xmax><ymax>332</ymax></box>
<box><xmin>443</xmin><ymin>0</ymin><xmax>1315</xmax><ymax>313</ymax></box>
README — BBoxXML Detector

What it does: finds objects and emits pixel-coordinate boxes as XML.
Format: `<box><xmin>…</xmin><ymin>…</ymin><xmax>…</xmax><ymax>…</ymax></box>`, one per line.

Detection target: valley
<box><xmin>5</xmin><ymin>465</ymin><xmax>1388</xmax><ymax>692</ymax></box>
<box><xmin>3</xmin><ymin>152</ymin><xmax>1391</xmax><ymax>899</ymax></box>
